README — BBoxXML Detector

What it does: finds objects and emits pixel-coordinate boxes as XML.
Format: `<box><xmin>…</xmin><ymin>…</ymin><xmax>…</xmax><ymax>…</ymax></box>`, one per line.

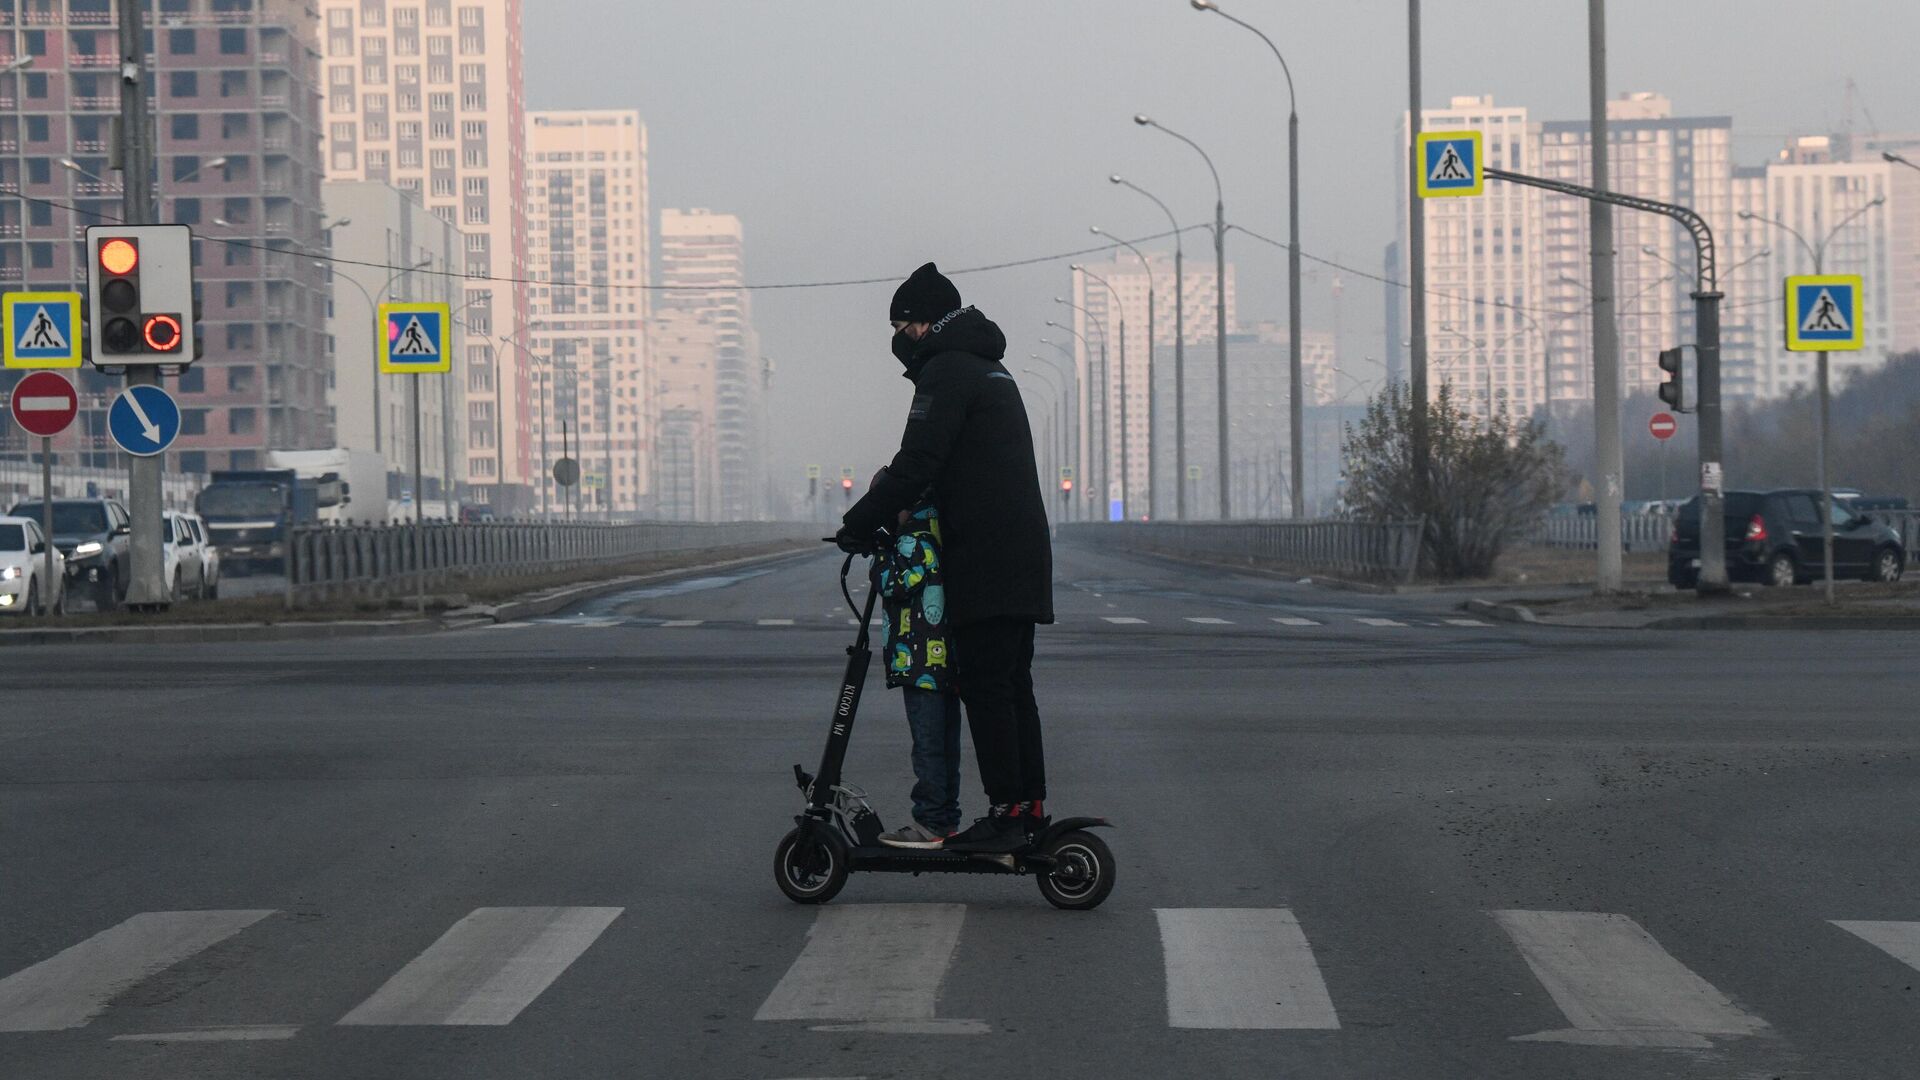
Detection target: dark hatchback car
<box><xmin>1669</xmin><ymin>489</ymin><xmax>1906</xmax><ymax>589</ymax></box>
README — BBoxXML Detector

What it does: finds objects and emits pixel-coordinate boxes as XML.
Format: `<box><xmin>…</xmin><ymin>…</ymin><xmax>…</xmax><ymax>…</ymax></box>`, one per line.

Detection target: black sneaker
<box><xmin>945</xmin><ymin>804</ymin><xmax>1027</xmax><ymax>852</ymax></box>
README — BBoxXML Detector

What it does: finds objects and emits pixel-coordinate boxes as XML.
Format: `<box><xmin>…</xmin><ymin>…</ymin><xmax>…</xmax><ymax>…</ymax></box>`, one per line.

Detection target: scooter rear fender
<box><xmin>1035</xmin><ymin>816</ymin><xmax>1113</xmax><ymax>846</ymax></box>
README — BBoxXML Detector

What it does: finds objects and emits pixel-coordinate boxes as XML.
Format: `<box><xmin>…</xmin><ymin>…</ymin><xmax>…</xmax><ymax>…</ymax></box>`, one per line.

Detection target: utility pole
<box><xmin>1587</xmin><ymin>0</ymin><xmax>1625</xmax><ymax>595</ymax></box>
<box><xmin>1214</xmin><ymin>200</ymin><xmax>1229</xmax><ymax>519</ymax></box>
<box><xmin>116</xmin><ymin>0</ymin><xmax>166</xmax><ymax>608</ymax></box>
<box><xmin>1406</xmin><ymin>0</ymin><xmax>1430</xmax><ymax>532</ymax></box>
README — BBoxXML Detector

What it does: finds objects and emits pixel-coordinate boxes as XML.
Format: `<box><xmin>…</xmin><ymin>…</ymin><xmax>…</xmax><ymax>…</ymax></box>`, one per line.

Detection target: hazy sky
<box><xmin>528</xmin><ymin>1</ymin><xmax>1920</xmax><ymax>489</ymax></box>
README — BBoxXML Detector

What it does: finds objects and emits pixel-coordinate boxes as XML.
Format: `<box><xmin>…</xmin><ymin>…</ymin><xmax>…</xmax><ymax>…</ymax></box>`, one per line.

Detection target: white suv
<box><xmin>163</xmin><ymin>510</ymin><xmax>213</xmax><ymax>600</ymax></box>
<box><xmin>0</xmin><ymin>515</ymin><xmax>65</xmax><ymax>615</ymax></box>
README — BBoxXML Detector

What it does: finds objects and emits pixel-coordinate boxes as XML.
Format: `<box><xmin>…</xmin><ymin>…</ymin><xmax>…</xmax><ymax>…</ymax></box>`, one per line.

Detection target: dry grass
<box><xmin>1469</xmin><ymin>546</ymin><xmax>1669</xmax><ymax>587</ymax></box>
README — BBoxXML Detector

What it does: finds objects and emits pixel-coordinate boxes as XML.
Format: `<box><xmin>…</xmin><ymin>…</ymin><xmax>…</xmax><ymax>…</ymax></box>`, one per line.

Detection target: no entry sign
<box><xmin>9</xmin><ymin>370</ymin><xmax>77</xmax><ymax>437</ymax></box>
<box><xmin>1649</xmin><ymin>412</ymin><xmax>1678</xmax><ymax>442</ymax></box>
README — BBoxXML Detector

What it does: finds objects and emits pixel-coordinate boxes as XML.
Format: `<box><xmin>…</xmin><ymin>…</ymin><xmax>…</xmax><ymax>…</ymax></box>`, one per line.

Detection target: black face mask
<box><xmin>891</xmin><ymin>329</ymin><xmax>917</xmax><ymax>366</ymax></box>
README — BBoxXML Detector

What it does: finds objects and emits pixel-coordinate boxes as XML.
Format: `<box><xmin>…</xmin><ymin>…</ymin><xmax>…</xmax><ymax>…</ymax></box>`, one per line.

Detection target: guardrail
<box><xmin>1529</xmin><ymin>512</ymin><xmax>1673</xmax><ymax>554</ymax></box>
<box><xmin>287</xmin><ymin>520</ymin><xmax>816</xmax><ymax>606</ymax></box>
<box><xmin>1060</xmin><ymin>520</ymin><xmax>1425</xmax><ymax>584</ymax></box>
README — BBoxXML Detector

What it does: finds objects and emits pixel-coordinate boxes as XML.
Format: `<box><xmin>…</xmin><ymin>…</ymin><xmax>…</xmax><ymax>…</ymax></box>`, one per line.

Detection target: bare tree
<box><xmin>1342</xmin><ymin>383</ymin><xmax>1567</xmax><ymax>579</ymax></box>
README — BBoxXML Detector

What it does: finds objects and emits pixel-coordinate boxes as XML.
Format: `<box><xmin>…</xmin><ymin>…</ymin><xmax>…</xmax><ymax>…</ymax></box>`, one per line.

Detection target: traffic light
<box><xmin>1657</xmin><ymin>346</ymin><xmax>1685</xmax><ymax>411</ymax></box>
<box><xmin>85</xmin><ymin>225</ymin><xmax>195</xmax><ymax>366</ymax></box>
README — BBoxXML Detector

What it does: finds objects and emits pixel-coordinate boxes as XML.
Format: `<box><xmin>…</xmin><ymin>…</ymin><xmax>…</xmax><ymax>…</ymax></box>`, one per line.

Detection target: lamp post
<box><xmin>1046</xmin><ymin>315</ymin><xmax>1102</xmax><ymax>517</ymax></box>
<box><xmin>1136</xmin><ymin>113</ymin><xmax>1230</xmax><ymax>518</ymax></box>
<box><xmin>326</xmin><ymin>258</ymin><xmax>432</xmax><ymax>482</ymax></box>
<box><xmin>1739</xmin><ymin>197</ymin><xmax>1886</xmax><ymax>603</ymax></box>
<box><xmin>1092</xmin><ymin>226</ymin><xmax>1157</xmax><ymax>519</ymax></box>
<box><xmin>1021</xmin><ymin>367</ymin><xmax>1064</xmax><ymax>509</ymax></box>
<box><xmin>1191</xmin><ymin>0</ymin><xmax>1304</xmax><ymax>519</ymax></box>
<box><xmin>1054</xmin><ymin>297</ymin><xmax>1111</xmax><ymax>519</ymax></box>
<box><xmin>1110</xmin><ymin>175</ymin><xmax>1187</xmax><ymax>519</ymax></box>
<box><xmin>1029</xmin><ymin>347</ymin><xmax>1078</xmax><ymax>521</ymax></box>
<box><xmin>1076</xmin><ymin>263</ymin><xmax>1129</xmax><ymax>520</ymax></box>
<box><xmin>1038</xmin><ymin>335</ymin><xmax>1086</xmax><ymax>521</ymax></box>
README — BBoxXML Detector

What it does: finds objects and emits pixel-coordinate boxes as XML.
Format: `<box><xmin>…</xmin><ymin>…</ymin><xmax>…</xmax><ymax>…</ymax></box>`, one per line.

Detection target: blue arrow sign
<box><xmin>108</xmin><ymin>384</ymin><xmax>182</xmax><ymax>457</ymax></box>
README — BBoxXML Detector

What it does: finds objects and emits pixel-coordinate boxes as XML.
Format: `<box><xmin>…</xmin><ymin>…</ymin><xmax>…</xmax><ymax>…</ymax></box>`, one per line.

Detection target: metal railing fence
<box><xmin>1062</xmin><ymin>520</ymin><xmax>1425</xmax><ymax>583</ymax></box>
<box><xmin>1529</xmin><ymin>512</ymin><xmax>1674</xmax><ymax>554</ymax></box>
<box><xmin>287</xmin><ymin>520</ymin><xmax>816</xmax><ymax>605</ymax></box>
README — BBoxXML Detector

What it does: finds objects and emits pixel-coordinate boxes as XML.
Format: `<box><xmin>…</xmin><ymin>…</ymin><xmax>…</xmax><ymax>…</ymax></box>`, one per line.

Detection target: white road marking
<box><xmin>111</xmin><ymin>1024</ymin><xmax>300</xmax><ymax>1042</ymax></box>
<box><xmin>1355</xmin><ymin>617</ymin><xmax>1406</xmax><ymax>627</ymax></box>
<box><xmin>659</xmin><ymin>619</ymin><xmax>703</xmax><ymax>627</ymax></box>
<box><xmin>757</xmin><ymin>618</ymin><xmax>796</xmax><ymax>626</ymax></box>
<box><xmin>0</xmin><ymin>910</ymin><xmax>275</xmax><ymax>1032</ymax></box>
<box><xmin>1184</xmin><ymin>617</ymin><xmax>1233</xmax><ymax>625</ymax></box>
<box><xmin>1102</xmin><ymin>616</ymin><xmax>1147</xmax><ymax>624</ymax></box>
<box><xmin>1445</xmin><ymin>618</ymin><xmax>1491</xmax><ymax>627</ymax></box>
<box><xmin>1155</xmin><ymin>908</ymin><xmax>1339</xmax><ymax>1030</ymax></box>
<box><xmin>1271</xmin><ymin>616</ymin><xmax>1320</xmax><ymax>626</ymax></box>
<box><xmin>484</xmin><ymin>622</ymin><xmax>533</xmax><ymax>630</ymax></box>
<box><xmin>755</xmin><ymin>904</ymin><xmax>977</xmax><ymax>1030</ymax></box>
<box><xmin>338</xmin><ymin>907</ymin><xmax>622</xmax><ymax>1026</ymax></box>
<box><xmin>1834</xmin><ymin>921</ymin><xmax>1920</xmax><ymax>972</ymax></box>
<box><xmin>1493</xmin><ymin>910</ymin><xmax>1769</xmax><ymax>1048</ymax></box>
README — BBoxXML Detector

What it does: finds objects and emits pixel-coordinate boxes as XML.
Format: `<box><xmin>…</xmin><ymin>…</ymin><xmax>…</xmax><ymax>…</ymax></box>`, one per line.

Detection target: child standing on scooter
<box><xmin>871</xmin><ymin>479</ymin><xmax>964</xmax><ymax>849</ymax></box>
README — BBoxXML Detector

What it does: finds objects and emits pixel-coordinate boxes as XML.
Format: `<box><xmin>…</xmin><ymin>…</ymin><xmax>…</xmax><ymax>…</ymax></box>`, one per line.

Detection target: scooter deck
<box><xmin>848</xmin><ymin>845</ymin><xmax>1046</xmax><ymax>876</ymax></box>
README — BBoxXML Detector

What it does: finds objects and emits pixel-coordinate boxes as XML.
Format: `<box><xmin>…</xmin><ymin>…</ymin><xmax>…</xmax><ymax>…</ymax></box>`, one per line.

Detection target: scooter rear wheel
<box><xmin>775</xmin><ymin>827</ymin><xmax>848</xmax><ymax>904</ymax></box>
<box><xmin>1036</xmin><ymin>830</ymin><xmax>1115</xmax><ymax>910</ymax></box>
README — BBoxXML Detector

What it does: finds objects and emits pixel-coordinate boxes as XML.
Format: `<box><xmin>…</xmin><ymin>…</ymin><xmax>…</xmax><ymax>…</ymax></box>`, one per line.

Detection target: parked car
<box><xmin>189</xmin><ymin>515</ymin><xmax>220</xmax><ymax>599</ymax></box>
<box><xmin>0</xmin><ymin>515</ymin><xmax>64</xmax><ymax>615</ymax></box>
<box><xmin>1668</xmin><ymin>489</ymin><xmax>1906</xmax><ymax>589</ymax></box>
<box><xmin>1834</xmin><ymin>492</ymin><xmax>1911</xmax><ymax>512</ymax></box>
<box><xmin>162</xmin><ymin>510</ymin><xmax>212</xmax><ymax>600</ymax></box>
<box><xmin>6</xmin><ymin>498</ymin><xmax>130</xmax><ymax>611</ymax></box>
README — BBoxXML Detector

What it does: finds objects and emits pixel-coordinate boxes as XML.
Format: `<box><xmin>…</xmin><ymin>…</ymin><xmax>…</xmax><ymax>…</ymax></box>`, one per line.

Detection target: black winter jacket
<box><xmin>844</xmin><ymin>307</ymin><xmax>1054</xmax><ymax>626</ymax></box>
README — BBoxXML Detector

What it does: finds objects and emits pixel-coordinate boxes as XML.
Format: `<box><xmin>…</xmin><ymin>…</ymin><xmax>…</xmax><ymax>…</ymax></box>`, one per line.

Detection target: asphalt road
<box><xmin>3</xmin><ymin>538</ymin><xmax>1919</xmax><ymax>1079</ymax></box>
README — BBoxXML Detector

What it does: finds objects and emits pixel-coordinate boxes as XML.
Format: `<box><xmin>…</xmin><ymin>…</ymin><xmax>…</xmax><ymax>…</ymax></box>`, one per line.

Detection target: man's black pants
<box><xmin>951</xmin><ymin>617</ymin><xmax>1046</xmax><ymax>806</ymax></box>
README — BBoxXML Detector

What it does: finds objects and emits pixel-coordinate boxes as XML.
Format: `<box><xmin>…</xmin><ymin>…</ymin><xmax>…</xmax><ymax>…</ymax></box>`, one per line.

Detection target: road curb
<box><xmin>1643</xmin><ymin>613</ymin><xmax>1920</xmax><ymax>630</ymax></box>
<box><xmin>1463</xmin><ymin>598</ymin><xmax>1538</xmax><ymax>625</ymax></box>
<box><xmin>0</xmin><ymin>617</ymin><xmax>446</xmax><ymax>648</ymax></box>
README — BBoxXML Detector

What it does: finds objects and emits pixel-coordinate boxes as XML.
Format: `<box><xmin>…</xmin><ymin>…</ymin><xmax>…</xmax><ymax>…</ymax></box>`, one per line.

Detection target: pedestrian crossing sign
<box><xmin>1415</xmin><ymin>131</ymin><xmax>1483</xmax><ymax>198</ymax></box>
<box><xmin>3</xmin><ymin>292</ymin><xmax>82</xmax><ymax>368</ymax></box>
<box><xmin>1784</xmin><ymin>274</ymin><xmax>1864</xmax><ymax>351</ymax></box>
<box><xmin>378</xmin><ymin>301</ymin><xmax>452</xmax><ymax>373</ymax></box>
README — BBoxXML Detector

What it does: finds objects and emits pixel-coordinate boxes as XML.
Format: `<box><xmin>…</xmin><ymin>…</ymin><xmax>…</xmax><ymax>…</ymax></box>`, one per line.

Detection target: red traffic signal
<box><xmin>142</xmin><ymin>313</ymin><xmax>182</xmax><ymax>352</ymax></box>
<box><xmin>840</xmin><ymin>477</ymin><xmax>853</xmax><ymax>490</ymax></box>
<box><xmin>98</xmin><ymin>238</ymin><xmax>139</xmax><ymax>276</ymax></box>
<box><xmin>1061</xmin><ymin>478</ymin><xmax>1073</xmax><ymax>492</ymax></box>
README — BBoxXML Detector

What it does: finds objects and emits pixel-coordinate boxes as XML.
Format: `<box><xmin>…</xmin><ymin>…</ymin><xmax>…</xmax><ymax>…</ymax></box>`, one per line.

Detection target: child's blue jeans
<box><xmin>901</xmin><ymin>686</ymin><xmax>963</xmax><ymax>833</ymax></box>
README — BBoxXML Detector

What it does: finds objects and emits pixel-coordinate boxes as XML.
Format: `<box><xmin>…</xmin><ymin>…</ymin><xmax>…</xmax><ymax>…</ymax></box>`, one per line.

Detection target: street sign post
<box><xmin>552</xmin><ymin>457</ymin><xmax>579</xmax><ymax>487</ymax></box>
<box><xmin>1414</xmin><ymin>131</ymin><xmax>1484</xmax><ymax>198</ymax></box>
<box><xmin>4</xmin><ymin>293</ymin><xmax>83</xmax><ymax>369</ymax></box>
<box><xmin>107</xmin><ymin>383</ymin><xmax>180</xmax><ymax>457</ymax></box>
<box><xmin>10</xmin><ymin>371</ymin><xmax>75</xmax><ymax>619</ymax></box>
<box><xmin>1648</xmin><ymin>412</ymin><xmax>1676</xmax><ymax>441</ymax></box>
<box><xmin>377</xmin><ymin>301</ymin><xmax>452</xmax><ymax>611</ymax></box>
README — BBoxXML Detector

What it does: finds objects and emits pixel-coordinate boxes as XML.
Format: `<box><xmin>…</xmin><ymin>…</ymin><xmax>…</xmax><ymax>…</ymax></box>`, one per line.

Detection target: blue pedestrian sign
<box><xmin>108</xmin><ymin>384</ymin><xmax>181</xmax><ymax>457</ymax></box>
<box><xmin>3</xmin><ymin>291</ymin><xmax>83</xmax><ymax>369</ymax></box>
<box><xmin>378</xmin><ymin>301</ymin><xmax>452</xmax><ymax>374</ymax></box>
<box><xmin>1415</xmin><ymin>131</ymin><xmax>1484</xmax><ymax>198</ymax></box>
<box><xmin>1783</xmin><ymin>274</ymin><xmax>1865</xmax><ymax>351</ymax></box>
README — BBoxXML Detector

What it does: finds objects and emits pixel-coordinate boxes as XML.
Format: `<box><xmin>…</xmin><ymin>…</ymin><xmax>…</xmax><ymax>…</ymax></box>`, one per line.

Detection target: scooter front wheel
<box><xmin>775</xmin><ymin>827</ymin><xmax>849</xmax><ymax>904</ymax></box>
<box><xmin>1036</xmin><ymin>830</ymin><xmax>1115</xmax><ymax>910</ymax></box>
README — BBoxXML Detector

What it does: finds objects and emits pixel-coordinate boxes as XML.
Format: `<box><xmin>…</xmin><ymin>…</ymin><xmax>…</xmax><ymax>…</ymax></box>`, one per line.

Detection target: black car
<box><xmin>6</xmin><ymin>498</ymin><xmax>131</xmax><ymax>610</ymax></box>
<box><xmin>1668</xmin><ymin>489</ymin><xmax>1906</xmax><ymax>589</ymax></box>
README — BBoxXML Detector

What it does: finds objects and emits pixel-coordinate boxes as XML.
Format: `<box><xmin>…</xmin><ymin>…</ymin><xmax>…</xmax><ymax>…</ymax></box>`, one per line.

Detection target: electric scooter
<box><xmin>774</xmin><ymin>543</ymin><xmax>1115</xmax><ymax>910</ymax></box>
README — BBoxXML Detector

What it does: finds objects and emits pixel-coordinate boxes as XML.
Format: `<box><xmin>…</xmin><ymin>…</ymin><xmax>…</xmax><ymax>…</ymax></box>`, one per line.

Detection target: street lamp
<box><xmin>3</xmin><ymin>56</ymin><xmax>32</xmax><ymax>74</ymax></box>
<box><xmin>1038</xmin><ymin>335</ymin><xmax>1086</xmax><ymax>520</ymax></box>
<box><xmin>1738</xmin><ymin>196</ymin><xmax>1886</xmax><ymax>603</ymax></box>
<box><xmin>1883</xmin><ymin>151</ymin><xmax>1920</xmax><ymax>175</ymax></box>
<box><xmin>1075</xmin><ymin>264</ymin><xmax>1131</xmax><ymax>520</ymax></box>
<box><xmin>1136</xmin><ymin>113</ymin><xmax>1230</xmax><ymax>518</ymax></box>
<box><xmin>1091</xmin><ymin>225</ymin><xmax>1157</xmax><ymax>519</ymax></box>
<box><xmin>1112</xmin><ymin>174</ymin><xmax>1188</xmax><ymax>519</ymax></box>
<box><xmin>1030</xmin><ymin>345</ymin><xmax>1080</xmax><ymax>521</ymax></box>
<box><xmin>1051</xmin><ymin>304</ymin><xmax>1108</xmax><ymax>517</ymax></box>
<box><xmin>1022</xmin><ymin>362</ymin><xmax>1070</xmax><ymax>515</ymax></box>
<box><xmin>1190</xmin><ymin>0</ymin><xmax>1304</xmax><ymax>519</ymax></box>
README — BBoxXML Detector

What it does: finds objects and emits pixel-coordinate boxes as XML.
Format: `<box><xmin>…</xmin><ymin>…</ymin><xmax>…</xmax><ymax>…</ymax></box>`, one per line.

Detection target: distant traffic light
<box><xmin>1657</xmin><ymin>346</ymin><xmax>1685</xmax><ymax>411</ymax></box>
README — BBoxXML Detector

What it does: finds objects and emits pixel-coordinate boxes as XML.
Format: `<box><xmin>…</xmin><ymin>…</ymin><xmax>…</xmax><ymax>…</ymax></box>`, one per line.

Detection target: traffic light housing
<box><xmin>85</xmin><ymin>225</ymin><xmax>196</xmax><ymax>366</ymax></box>
<box><xmin>1657</xmin><ymin>346</ymin><xmax>1686</xmax><ymax>411</ymax></box>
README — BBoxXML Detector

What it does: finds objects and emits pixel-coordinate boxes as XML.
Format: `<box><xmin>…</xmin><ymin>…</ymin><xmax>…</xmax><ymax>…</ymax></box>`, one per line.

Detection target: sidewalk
<box><xmin>1465</xmin><ymin>579</ymin><xmax>1920</xmax><ymax>630</ymax></box>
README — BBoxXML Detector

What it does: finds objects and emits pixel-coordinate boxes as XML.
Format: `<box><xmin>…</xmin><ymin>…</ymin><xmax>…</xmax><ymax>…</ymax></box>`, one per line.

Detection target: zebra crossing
<box><xmin>8</xmin><ymin>903</ymin><xmax>1918</xmax><ymax>1045</ymax></box>
<box><xmin>506</xmin><ymin>612</ymin><xmax>1499</xmax><ymax>631</ymax></box>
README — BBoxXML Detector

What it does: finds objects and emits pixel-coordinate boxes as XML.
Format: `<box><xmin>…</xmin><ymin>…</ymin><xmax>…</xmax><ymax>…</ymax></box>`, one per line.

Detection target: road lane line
<box><xmin>755</xmin><ymin>904</ymin><xmax>975</xmax><ymax>1029</ymax></box>
<box><xmin>0</xmin><ymin>910</ymin><xmax>275</xmax><ymax>1032</ymax></box>
<box><xmin>111</xmin><ymin>1024</ymin><xmax>300</xmax><ymax>1042</ymax></box>
<box><xmin>1445</xmin><ymin>618</ymin><xmax>1491</xmax><ymax>627</ymax></box>
<box><xmin>757</xmin><ymin>618</ymin><xmax>796</xmax><ymax>626</ymax></box>
<box><xmin>338</xmin><ymin>907</ymin><xmax>622</xmax><ymax>1026</ymax></box>
<box><xmin>1492</xmin><ymin>910</ymin><xmax>1769</xmax><ymax>1048</ymax></box>
<box><xmin>1271</xmin><ymin>616</ymin><xmax>1320</xmax><ymax>626</ymax></box>
<box><xmin>659</xmin><ymin>619</ymin><xmax>703</xmax><ymax>627</ymax></box>
<box><xmin>1184</xmin><ymin>617</ymin><xmax>1233</xmax><ymax>625</ymax></box>
<box><xmin>1354</xmin><ymin>617</ymin><xmax>1406</xmax><ymax>627</ymax></box>
<box><xmin>1102</xmin><ymin>616</ymin><xmax>1147</xmax><ymax>624</ymax></box>
<box><xmin>1155</xmin><ymin>908</ymin><xmax>1339</xmax><ymax>1030</ymax></box>
<box><xmin>1834</xmin><ymin>921</ymin><xmax>1920</xmax><ymax>972</ymax></box>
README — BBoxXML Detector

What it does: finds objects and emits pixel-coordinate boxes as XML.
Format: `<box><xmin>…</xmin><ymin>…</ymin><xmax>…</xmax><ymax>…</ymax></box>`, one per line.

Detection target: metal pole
<box><xmin>1287</xmin><ymin>108</ymin><xmax>1304</xmax><ymax>520</ymax></box>
<box><xmin>1146</xmin><ymin>281</ymin><xmax>1156</xmax><ymax>520</ymax></box>
<box><xmin>1695</xmin><ymin>288</ymin><xmax>1728</xmax><ymax>593</ymax></box>
<box><xmin>1406</xmin><ymin>0</ymin><xmax>1430</xmax><ymax>525</ymax></box>
<box><xmin>39</xmin><ymin>436</ymin><xmax>54</xmax><ymax>617</ymax></box>
<box><xmin>1588</xmin><ymin>0</ymin><xmax>1624</xmax><ymax>595</ymax></box>
<box><xmin>1118</xmin><ymin>317</ymin><xmax>1129</xmax><ymax>520</ymax></box>
<box><xmin>116</xmin><ymin>0</ymin><xmax>166</xmax><ymax>608</ymax></box>
<box><xmin>1818</xmin><ymin>349</ymin><xmax>1834</xmax><ymax>602</ymax></box>
<box><xmin>1214</xmin><ymin>201</ymin><xmax>1229</xmax><ymax>519</ymax></box>
<box><xmin>411</xmin><ymin>375</ymin><xmax>425</xmax><ymax>613</ymax></box>
<box><xmin>1174</xmin><ymin>245</ymin><xmax>1186</xmax><ymax>519</ymax></box>
<box><xmin>538</xmin><ymin>368</ymin><xmax>549</xmax><ymax>520</ymax></box>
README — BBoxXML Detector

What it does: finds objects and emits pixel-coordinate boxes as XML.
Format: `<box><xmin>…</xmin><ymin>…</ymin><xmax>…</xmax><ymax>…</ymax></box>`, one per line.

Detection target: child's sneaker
<box><xmin>878</xmin><ymin>820</ymin><xmax>950</xmax><ymax>850</ymax></box>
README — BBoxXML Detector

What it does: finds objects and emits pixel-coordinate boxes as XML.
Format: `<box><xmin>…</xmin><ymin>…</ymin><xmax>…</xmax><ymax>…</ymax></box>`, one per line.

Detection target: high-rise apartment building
<box><xmin>659</xmin><ymin>208</ymin><xmax>765</xmax><ymax>520</ymax></box>
<box><xmin>0</xmin><ymin>0</ymin><xmax>331</xmax><ymax>473</ymax></box>
<box><xmin>647</xmin><ymin>305</ymin><xmax>717</xmax><ymax>520</ymax></box>
<box><xmin>526</xmin><ymin>109</ymin><xmax>649</xmax><ymax>516</ymax></box>
<box><xmin>319</xmin><ymin>0</ymin><xmax>529</xmax><ymax>510</ymax></box>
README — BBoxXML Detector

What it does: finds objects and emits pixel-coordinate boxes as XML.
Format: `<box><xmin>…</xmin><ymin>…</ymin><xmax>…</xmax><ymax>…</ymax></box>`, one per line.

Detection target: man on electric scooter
<box><xmin>838</xmin><ymin>262</ymin><xmax>1055</xmax><ymax>854</ymax></box>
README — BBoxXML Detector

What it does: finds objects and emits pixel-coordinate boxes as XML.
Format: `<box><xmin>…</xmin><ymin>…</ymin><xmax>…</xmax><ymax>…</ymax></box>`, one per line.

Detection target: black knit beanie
<box><xmin>889</xmin><ymin>262</ymin><xmax>962</xmax><ymax>323</ymax></box>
